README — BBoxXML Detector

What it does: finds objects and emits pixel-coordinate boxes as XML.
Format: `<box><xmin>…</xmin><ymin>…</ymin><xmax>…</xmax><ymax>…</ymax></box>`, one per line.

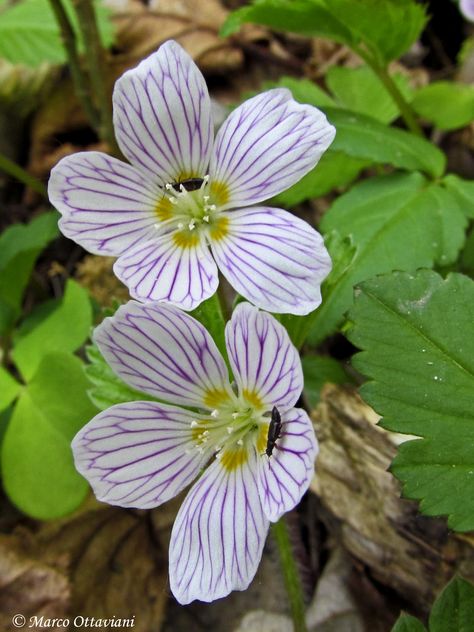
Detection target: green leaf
<box><xmin>0</xmin><ymin>366</ymin><xmax>21</xmax><ymax>411</ymax></box>
<box><xmin>348</xmin><ymin>270</ymin><xmax>474</xmax><ymax>531</ymax></box>
<box><xmin>85</xmin><ymin>343</ymin><xmax>156</xmax><ymax>411</ymax></box>
<box><xmin>0</xmin><ymin>211</ymin><xmax>58</xmax><ymax>333</ymax></box>
<box><xmin>222</xmin><ymin>0</ymin><xmax>427</xmax><ymax>64</ymax></box>
<box><xmin>0</xmin><ymin>0</ymin><xmax>114</xmax><ymax>67</ymax></box>
<box><xmin>429</xmin><ymin>576</ymin><xmax>474</xmax><ymax>632</ymax></box>
<box><xmin>308</xmin><ymin>173</ymin><xmax>467</xmax><ymax>345</ymax></box>
<box><xmin>190</xmin><ymin>293</ymin><xmax>228</xmax><ymax>364</ymax></box>
<box><xmin>412</xmin><ymin>82</ymin><xmax>474</xmax><ymax>131</ymax></box>
<box><xmin>12</xmin><ymin>279</ymin><xmax>92</xmax><ymax>380</ymax></box>
<box><xmin>391</xmin><ymin>614</ymin><xmax>427</xmax><ymax>632</ymax></box>
<box><xmin>326</xmin><ymin>65</ymin><xmax>413</xmax><ymax>123</ymax></box>
<box><xmin>443</xmin><ymin>174</ymin><xmax>474</xmax><ymax>219</ymax></box>
<box><xmin>270</xmin><ymin>76</ymin><xmax>336</xmax><ymax>109</ymax></box>
<box><xmin>325</xmin><ymin>108</ymin><xmax>446</xmax><ymax>178</ymax></box>
<box><xmin>302</xmin><ymin>355</ymin><xmax>349</xmax><ymax>407</ymax></box>
<box><xmin>1</xmin><ymin>352</ymin><xmax>96</xmax><ymax>519</ymax></box>
<box><xmin>275</xmin><ymin>149</ymin><xmax>368</xmax><ymax>206</ymax></box>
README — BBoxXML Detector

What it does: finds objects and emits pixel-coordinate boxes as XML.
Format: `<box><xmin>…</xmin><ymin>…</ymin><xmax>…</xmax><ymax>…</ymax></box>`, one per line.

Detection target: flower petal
<box><xmin>94</xmin><ymin>301</ymin><xmax>233</xmax><ymax>409</ymax></box>
<box><xmin>209</xmin><ymin>88</ymin><xmax>335</xmax><ymax>209</ymax></box>
<box><xmin>113</xmin><ymin>40</ymin><xmax>213</xmax><ymax>184</ymax></box>
<box><xmin>72</xmin><ymin>401</ymin><xmax>211</xmax><ymax>509</ymax></box>
<box><xmin>212</xmin><ymin>207</ymin><xmax>332</xmax><ymax>315</ymax></box>
<box><xmin>169</xmin><ymin>449</ymin><xmax>269</xmax><ymax>604</ymax></box>
<box><xmin>48</xmin><ymin>151</ymin><xmax>160</xmax><ymax>256</ymax></box>
<box><xmin>113</xmin><ymin>232</ymin><xmax>218</xmax><ymax>309</ymax></box>
<box><xmin>258</xmin><ymin>408</ymin><xmax>318</xmax><ymax>522</ymax></box>
<box><xmin>225</xmin><ymin>303</ymin><xmax>303</xmax><ymax>410</ymax></box>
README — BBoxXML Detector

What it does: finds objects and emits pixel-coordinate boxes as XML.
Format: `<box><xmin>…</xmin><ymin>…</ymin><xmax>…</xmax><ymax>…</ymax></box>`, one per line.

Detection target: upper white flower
<box><xmin>48</xmin><ymin>40</ymin><xmax>335</xmax><ymax>314</ymax></box>
<box><xmin>461</xmin><ymin>0</ymin><xmax>474</xmax><ymax>21</ymax></box>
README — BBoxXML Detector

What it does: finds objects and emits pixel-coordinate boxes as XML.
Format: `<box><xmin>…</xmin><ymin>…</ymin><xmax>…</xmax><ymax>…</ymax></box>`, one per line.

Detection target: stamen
<box><xmin>211</xmin><ymin>409</ymin><xmax>219</xmax><ymax>418</ymax></box>
<box><xmin>190</xmin><ymin>420</ymin><xmax>199</xmax><ymax>428</ymax></box>
<box><xmin>165</xmin><ymin>183</ymin><xmax>173</xmax><ymax>190</ymax></box>
<box><xmin>232</xmin><ymin>412</ymin><xmax>239</xmax><ymax>419</ymax></box>
<box><xmin>227</xmin><ymin>427</ymin><xmax>234</xmax><ymax>434</ymax></box>
<box><xmin>177</xmin><ymin>222</ymin><xmax>184</xmax><ymax>230</ymax></box>
<box><xmin>189</xmin><ymin>219</ymin><xmax>196</xmax><ymax>231</ymax></box>
<box><xmin>203</xmin><ymin>215</ymin><xmax>210</xmax><ymax>223</ymax></box>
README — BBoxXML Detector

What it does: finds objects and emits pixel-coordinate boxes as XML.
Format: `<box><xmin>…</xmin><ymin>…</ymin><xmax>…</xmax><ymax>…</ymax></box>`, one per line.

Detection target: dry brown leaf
<box><xmin>75</xmin><ymin>255</ymin><xmax>130</xmax><ymax>306</ymax></box>
<box><xmin>113</xmin><ymin>0</ymin><xmax>243</xmax><ymax>74</ymax></box>
<box><xmin>0</xmin><ymin>502</ymin><xmax>170</xmax><ymax>632</ymax></box>
<box><xmin>0</xmin><ymin>532</ymin><xmax>70</xmax><ymax>631</ymax></box>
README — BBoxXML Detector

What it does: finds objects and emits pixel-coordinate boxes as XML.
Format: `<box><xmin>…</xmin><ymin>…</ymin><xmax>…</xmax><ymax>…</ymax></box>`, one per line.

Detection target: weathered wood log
<box><xmin>310</xmin><ymin>384</ymin><xmax>474</xmax><ymax>612</ymax></box>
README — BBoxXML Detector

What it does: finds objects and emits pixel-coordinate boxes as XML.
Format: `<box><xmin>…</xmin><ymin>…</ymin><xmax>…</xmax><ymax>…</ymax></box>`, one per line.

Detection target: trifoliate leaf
<box><xmin>12</xmin><ymin>279</ymin><xmax>92</xmax><ymax>380</ymax></box>
<box><xmin>348</xmin><ymin>270</ymin><xmax>474</xmax><ymax>531</ymax></box>
<box><xmin>429</xmin><ymin>576</ymin><xmax>474</xmax><ymax>632</ymax></box>
<box><xmin>391</xmin><ymin>615</ymin><xmax>427</xmax><ymax>632</ymax></box>
<box><xmin>302</xmin><ymin>355</ymin><xmax>350</xmax><ymax>407</ymax></box>
<box><xmin>1</xmin><ymin>352</ymin><xmax>96</xmax><ymax>519</ymax></box>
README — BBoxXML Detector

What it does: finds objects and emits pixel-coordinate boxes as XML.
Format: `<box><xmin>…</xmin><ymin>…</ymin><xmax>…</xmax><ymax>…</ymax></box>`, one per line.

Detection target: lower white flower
<box><xmin>72</xmin><ymin>301</ymin><xmax>318</xmax><ymax>604</ymax></box>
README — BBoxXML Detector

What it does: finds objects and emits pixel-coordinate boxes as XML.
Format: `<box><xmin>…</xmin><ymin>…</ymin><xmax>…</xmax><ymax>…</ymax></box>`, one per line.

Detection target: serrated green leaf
<box><xmin>222</xmin><ymin>0</ymin><xmax>427</xmax><ymax>64</ymax></box>
<box><xmin>85</xmin><ymin>343</ymin><xmax>156</xmax><ymax>410</ymax></box>
<box><xmin>12</xmin><ymin>279</ymin><xmax>92</xmax><ymax>380</ymax></box>
<box><xmin>325</xmin><ymin>108</ymin><xmax>445</xmax><ymax>178</ymax></box>
<box><xmin>1</xmin><ymin>351</ymin><xmax>96</xmax><ymax>519</ymax></box>
<box><xmin>0</xmin><ymin>366</ymin><xmax>21</xmax><ymax>411</ymax></box>
<box><xmin>348</xmin><ymin>270</ymin><xmax>474</xmax><ymax>531</ymax></box>
<box><xmin>0</xmin><ymin>0</ymin><xmax>113</xmax><ymax>67</ymax></box>
<box><xmin>0</xmin><ymin>211</ymin><xmax>59</xmax><ymax>333</ymax></box>
<box><xmin>302</xmin><ymin>355</ymin><xmax>350</xmax><ymax>407</ymax></box>
<box><xmin>443</xmin><ymin>174</ymin><xmax>474</xmax><ymax>219</ymax></box>
<box><xmin>429</xmin><ymin>576</ymin><xmax>474</xmax><ymax>632</ymax></box>
<box><xmin>308</xmin><ymin>174</ymin><xmax>467</xmax><ymax>345</ymax></box>
<box><xmin>391</xmin><ymin>614</ymin><xmax>427</xmax><ymax>632</ymax></box>
<box><xmin>326</xmin><ymin>65</ymin><xmax>413</xmax><ymax>123</ymax></box>
<box><xmin>412</xmin><ymin>82</ymin><xmax>474</xmax><ymax>131</ymax></box>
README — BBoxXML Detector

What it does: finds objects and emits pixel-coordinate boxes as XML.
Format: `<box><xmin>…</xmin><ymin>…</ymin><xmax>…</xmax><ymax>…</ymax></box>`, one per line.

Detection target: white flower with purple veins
<box><xmin>460</xmin><ymin>0</ymin><xmax>474</xmax><ymax>21</ymax></box>
<box><xmin>48</xmin><ymin>40</ymin><xmax>335</xmax><ymax>315</ymax></box>
<box><xmin>72</xmin><ymin>301</ymin><xmax>318</xmax><ymax>604</ymax></box>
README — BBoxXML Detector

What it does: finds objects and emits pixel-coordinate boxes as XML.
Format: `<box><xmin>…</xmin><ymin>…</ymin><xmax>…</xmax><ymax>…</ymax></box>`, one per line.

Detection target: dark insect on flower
<box><xmin>266</xmin><ymin>406</ymin><xmax>282</xmax><ymax>457</ymax></box>
<box><xmin>172</xmin><ymin>178</ymin><xmax>205</xmax><ymax>192</ymax></box>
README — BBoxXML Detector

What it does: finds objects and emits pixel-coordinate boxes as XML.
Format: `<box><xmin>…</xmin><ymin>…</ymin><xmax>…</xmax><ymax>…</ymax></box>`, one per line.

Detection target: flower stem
<box><xmin>355</xmin><ymin>48</ymin><xmax>423</xmax><ymax>137</ymax></box>
<box><xmin>272</xmin><ymin>517</ymin><xmax>307</xmax><ymax>632</ymax></box>
<box><xmin>47</xmin><ymin>0</ymin><xmax>101</xmax><ymax>133</ymax></box>
<box><xmin>73</xmin><ymin>0</ymin><xmax>119</xmax><ymax>154</ymax></box>
<box><xmin>0</xmin><ymin>152</ymin><xmax>47</xmax><ymax>196</ymax></box>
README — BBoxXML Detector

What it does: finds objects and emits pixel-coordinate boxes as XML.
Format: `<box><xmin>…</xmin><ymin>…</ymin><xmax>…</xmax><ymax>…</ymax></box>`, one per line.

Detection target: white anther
<box><xmin>211</xmin><ymin>409</ymin><xmax>219</xmax><ymax>418</ymax></box>
<box><xmin>215</xmin><ymin>451</ymin><xmax>222</xmax><ymax>460</ymax></box>
<box><xmin>179</xmin><ymin>184</ymin><xmax>187</xmax><ymax>193</ymax></box>
<box><xmin>227</xmin><ymin>427</ymin><xmax>234</xmax><ymax>434</ymax></box>
<box><xmin>190</xmin><ymin>420</ymin><xmax>199</xmax><ymax>427</ymax></box>
<box><xmin>165</xmin><ymin>183</ymin><xmax>173</xmax><ymax>190</ymax></box>
<box><xmin>203</xmin><ymin>195</ymin><xmax>210</xmax><ymax>202</ymax></box>
<box><xmin>168</xmin><ymin>197</ymin><xmax>178</xmax><ymax>204</ymax></box>
<box><xmin>203</xmin><ymin>215</ymin><xmax>210</xmax><ymax>223</ymax></box>
<box><xmin>188</xmin><ymin>220</ymin><xmax>196</xmax><ymax>231</ymax></box>
<box><xmin>177</xmin><ymin>222</ymin><xmax>184</xmax><ymax>230</ymax></box>
<box><xmin>203</xmin><ymin>174</ymin><xmax>210</xmax><ymax>184</ymax></box>
<box><xmin>237</xmin><ymin>439</ymin><xmax>244</xmax><ymax>446</ymax></box>
<box><xmin>232</xmin><ymin>412</ymin><xmax>239</xmax><ymax>419</ymax></box>
<box><xmin>209</xmin><ymin>204</ymin><xmax>217</xmax><ymax>211</ymax></box>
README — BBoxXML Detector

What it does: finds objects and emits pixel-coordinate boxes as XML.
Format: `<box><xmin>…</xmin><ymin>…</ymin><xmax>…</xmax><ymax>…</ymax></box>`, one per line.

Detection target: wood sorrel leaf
<box><xmin>348</xmin><ymin>270</ymin><xmax>474</xmax><ymax>532</ymax></box>
<box><xmin>2</xmin><ymin>352</ymin><xmax>97</xmax><ymax>519</ymax></box>
<box><xmin>222</xmin><ymin>0</ymin><xmax>427</xmax><ymax>64</ymax></box>
<box><xmin>0</xmin><ymin>211</ymin><xmax>58</xmax><ymax>334</ymax></box>
<box><xmin>429</xmin><ymin>576</ymin><xmax>474</xmax><ymax>632</ymax></box>
<box><xmin>302</xmin><ymin>355</ymin><xmax>350</xmax><ymax>408</ymax></box>
<box><xmin>308</xmin><ymin>173</ymin><xmax>467</xmax><ymax>346</ymax></box>
<box><xmin>0</xmin><ymin>366</ymin><xmax>21</xmax><ymax>412</ymax></box>
<box><xmin>12</xmin><ymin>279</ymin><xmax>92</xmax><ymax>381</ymax></box>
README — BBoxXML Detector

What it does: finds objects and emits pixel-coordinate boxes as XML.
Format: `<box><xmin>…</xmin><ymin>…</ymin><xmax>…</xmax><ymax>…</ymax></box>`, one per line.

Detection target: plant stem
<box><xmin>356</xmin><ymin>48</ymin><xmax>423</xmax><ymax>137</ymax></box>
<box><xmin>272</xmin><ymin>517</ymin><xmax>307</xmax><ymax>632</ymax></box>
<box><xmin>47</xmin><ymin>0</ymin><xmax>100</xmax><ymax>132</ymax></box>
<box><xmin>73</xmin><ymin>0</ymin><xmax>119</xmax><ymax>153</ymax></box>
<box><xmin>0</xmin><ymin>152</ymin><xmax>47</xmax><ymax>196</ymax></box>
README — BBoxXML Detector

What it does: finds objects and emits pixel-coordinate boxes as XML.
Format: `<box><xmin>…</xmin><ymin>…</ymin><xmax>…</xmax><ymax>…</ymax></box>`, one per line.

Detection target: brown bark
<box><xmin>310</xmin><ymin>384</ymin><xmax>474</xmax><ymax>612</ymax></box>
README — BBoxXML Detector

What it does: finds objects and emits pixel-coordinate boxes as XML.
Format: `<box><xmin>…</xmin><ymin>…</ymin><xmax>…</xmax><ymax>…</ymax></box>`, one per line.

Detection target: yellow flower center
<box><xmin>154</xmin><ymin>176</ymin><xmax>230</xmax><ymax>245</ymax></box>
<box><xmin>188</xmin><ymin>388</ymin><xmax>272</xmax><ymax>471</ymax></box>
